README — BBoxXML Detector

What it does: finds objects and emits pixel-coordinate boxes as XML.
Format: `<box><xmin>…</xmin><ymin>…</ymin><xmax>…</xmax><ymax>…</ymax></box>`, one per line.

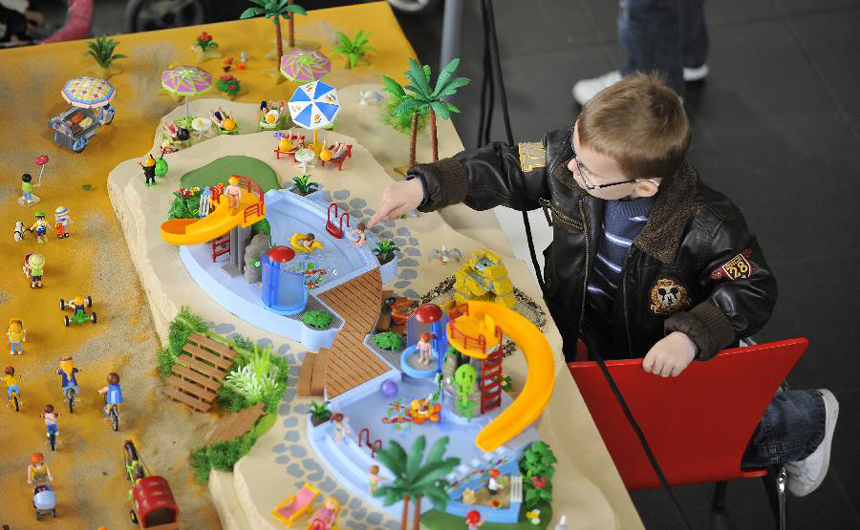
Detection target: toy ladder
<box><xmin>480</xmin><ymin>347</ymin><xmax>503</xmax><ymax>413</ymax></box>
<box><xmin>211</xmin><ymin>236</ymin><xmax>230</xmax><ymax>262</ymax></box>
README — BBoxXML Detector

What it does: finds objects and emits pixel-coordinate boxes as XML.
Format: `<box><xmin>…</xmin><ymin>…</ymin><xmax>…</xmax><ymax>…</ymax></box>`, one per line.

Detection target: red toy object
<box><xmin>325</xmin><ymin>202</ymin><xmax>350</xmax><ymax>239</ymax></box>
<box><xmin>131</xmin><ymin>476</ymin><xmax>179</xmax><ymax>528</ymax></box>
<box><xmin>320</xmin><ymin>143</ymin><xmax>352</xmax><ymax>171</ymax></box>
<box><xmin>567</xmin><ymin>338</ymin><xmax>807</xmax><ymax>490</ymax></box>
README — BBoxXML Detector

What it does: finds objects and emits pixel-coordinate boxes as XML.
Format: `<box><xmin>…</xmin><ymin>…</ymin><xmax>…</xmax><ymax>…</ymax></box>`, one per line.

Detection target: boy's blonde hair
<box><xmin>578</xmin><ymin>74</ymin><xmax>690</xmax><ymax>180</ymax></box>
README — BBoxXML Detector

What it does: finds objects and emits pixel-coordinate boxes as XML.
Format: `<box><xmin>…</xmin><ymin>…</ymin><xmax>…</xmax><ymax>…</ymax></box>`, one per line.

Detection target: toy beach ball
<box><xmin>223</xmin><ymin>118</ymin><xmax>236</xmax><ymax>131</ymax></box>
<box><xmin>380</xmin><ymin>380</ymin><xmax>398</xmax><ymax>398</ymax></box>
<box><xmin>278</xmin><ymin>137</ymin><xmax>292</xmax><ymax>152</ymax></box>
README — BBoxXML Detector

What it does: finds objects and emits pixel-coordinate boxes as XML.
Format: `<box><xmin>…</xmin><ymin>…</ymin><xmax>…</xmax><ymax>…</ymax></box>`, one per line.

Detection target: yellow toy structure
<box><xmin>453</xmin><ymin>250</ymin><xmax>516</xmax><ymax>309</ymax></box>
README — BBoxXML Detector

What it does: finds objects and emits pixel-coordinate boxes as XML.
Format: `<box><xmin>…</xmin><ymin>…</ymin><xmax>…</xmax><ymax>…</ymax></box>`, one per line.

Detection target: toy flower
<box><xmin>526</xmin><ymin>509</ymin><xmax>541</xmax><ymax>525</ymax></box>
<box><xmin>216</xmin><ymin>75</ymin><xmax>242</xmax><ymax>98</ymax></box>
<box><xmin>195</xmin><ymin>31</ymin><xmax>218</xmax><ymax>52</ymax></box>
<box><xmin>530</xmin><ymin>476</ymin><xmax>547</xmax><ymax>488</ymax></box>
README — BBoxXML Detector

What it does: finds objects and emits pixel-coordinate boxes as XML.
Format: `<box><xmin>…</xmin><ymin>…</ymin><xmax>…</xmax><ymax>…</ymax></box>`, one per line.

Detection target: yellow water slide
<box><xmin>160</xmin><ymin>193</ymin><xmax>265</xmax><ymax>245</ymax></box>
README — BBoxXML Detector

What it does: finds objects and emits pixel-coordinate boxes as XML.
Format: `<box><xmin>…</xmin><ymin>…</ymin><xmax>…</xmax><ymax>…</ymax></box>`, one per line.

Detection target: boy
<box><xmin>367</xmin><ymin>75</ymin><xmax>838</xmax><ymax>497</ymax></box>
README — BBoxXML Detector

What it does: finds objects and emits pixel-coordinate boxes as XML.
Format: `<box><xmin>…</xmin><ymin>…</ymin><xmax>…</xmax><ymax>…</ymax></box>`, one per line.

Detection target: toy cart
<box><xmin>49</xmin><ymin>76</ymin><xmax>116</xmax><ymax>153</ymax></box>
<box><xmin>123</xmin><ymin>441</ymin><xmax>180</xmax><ymax>529</ymax></box>
<box><xmin>33</xmin><ymin>484</ymin><xmax>57</xmax><ymax>520</ymax></box>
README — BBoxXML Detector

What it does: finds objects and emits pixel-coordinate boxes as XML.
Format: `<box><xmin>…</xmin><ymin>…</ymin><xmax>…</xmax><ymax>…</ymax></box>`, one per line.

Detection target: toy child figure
<box><xmin>40</xmin><ymin>404</ymin><xmax>59</xmax><ymax>444</ymax></box>
<box><xmin>7</xmin><ymin>320</ymin><xmax>26</xmax><ymax>355</ymax></box>
<box><xmin>416</xmin><ymin>333</ymin><xmax>436</xmax><ymax>366</ymax></box>
<box><xmin>309</xmin><ymin>497</ymin><xmax>339</xmax><ymax>530</ymax></box>
<box><xmin>139</xmin><ymin>155</ymin><xmax>157</xmax><ymax>187</ymax></box>
<box><xmin>27</xmin><ymin>453</ymin><xmax>53</xmax><ymax>485</ymax></box>
<box><xmin>57</xmin><ymin>357</ymin><xmax>81</xmax><ymax>400</ymax></box>
<box><xmin>20</xmin><ymin>173</ymin><xmax>40</xmax><ymax>205</ymax></box>
<box><xmin>54</xmin><ymin>206</ymin><xmax>71</xmax><ymax>239</ymax></box>
<box><xmin>331</xmin><ymin>412</ymin><xmax>350</xmax><ymax>443</ymax></box>
<box><xmin>97</xmin><ymin>372</ymin><xmax>123</xmax><ymax>415</ymax></box>
<box><xmin>4</xmin><ymin>366</ymin><xmax>20</xmax><ymax>401</ymax></box>
<box><xmin>300</xmin><ymin>233</ymin><xmax>316</xmax><ymax>250</ymax></box>
<box><xmin>465</xmin><ymin>510</ymin><xmax>484</xmax><ymax>530</ymax></box>
<box><xmin>29</xmin><ymin>211</ymin><xmax>48</xmax><ymax>244</ymax></box>
<box><xmin>368</xmin><ymin>465</ymin><xmax>383</xmax><ymax>493</ymax></box>
<box><xmin>348</xmin><ymin>222</ymin><xmax>367</xmax><ymax>248</ymax></box>
<box><xmin>225</xmin><ymin>176</ymin><xmax>243</xmax><ymax>211</ymax></box>
<box><xmin>68</xmin><ymin>296</ymin><xmax>88</xmax><ymax>319</ymax></box>
<box><xmin>487</xmin><ymin>468</ymin><xmax>503</xmax><ymax>495</ymax></box>
<box><xmin>369</xmin><ymin>74</ymin><xmax>839</xmax><ymax>498</ymax></box>
<box><xmin>28</xmin><ymin>253</ymin><xmax>45</xmax><ymax>288</ymax></box>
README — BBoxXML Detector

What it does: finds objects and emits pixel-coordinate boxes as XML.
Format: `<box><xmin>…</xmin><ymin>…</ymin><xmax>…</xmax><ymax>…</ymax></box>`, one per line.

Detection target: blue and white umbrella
<box><xmin>289</xmin><ymin>81</ymin><xmax>341</xmax><ymax>150</ymax></box>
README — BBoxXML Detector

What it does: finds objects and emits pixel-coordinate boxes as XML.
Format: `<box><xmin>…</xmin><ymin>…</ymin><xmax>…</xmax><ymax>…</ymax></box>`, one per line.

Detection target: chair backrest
<box><xmin>568</xmin><ymin>339</ymin><xmax>807</xmax><ymax>489</ymax></box>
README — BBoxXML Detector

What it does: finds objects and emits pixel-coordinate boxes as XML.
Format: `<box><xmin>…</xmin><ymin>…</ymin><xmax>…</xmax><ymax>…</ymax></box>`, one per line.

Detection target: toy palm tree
<box><xmin>373</xmin><ymin>435</ymin><xmax>460</xmax><ymax>530</ymax></box>
<box><xmin>86</xmin><ymin>35</ymin><xmax>127</xmax><ymax>79</ymax></box>
<box><xmin>240</xmin><ymin>0</ymin><xmax>306</xmax><ymax>68</ymax></box>
<box><xmin>334</xmin><ymin>30</ymin><xmax>376</xmax><ymax>69</ymax></box>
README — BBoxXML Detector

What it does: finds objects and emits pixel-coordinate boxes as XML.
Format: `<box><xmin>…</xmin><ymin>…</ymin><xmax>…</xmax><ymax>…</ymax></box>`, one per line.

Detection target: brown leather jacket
<box><xmin>408</xmin><ymin>126</ymin><xmax>778</xmax><ymax>362</ymax></box>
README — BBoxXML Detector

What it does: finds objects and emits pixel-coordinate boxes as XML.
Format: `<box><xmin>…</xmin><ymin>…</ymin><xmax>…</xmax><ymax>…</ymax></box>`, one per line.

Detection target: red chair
<box><xmin>568</xmin><ymin>338</ymin><xmax>808</xmax><ymax>529</ymax></box>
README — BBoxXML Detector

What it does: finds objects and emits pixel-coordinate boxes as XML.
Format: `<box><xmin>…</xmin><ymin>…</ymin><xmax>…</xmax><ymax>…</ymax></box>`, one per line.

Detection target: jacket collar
<box><xmin>633</xmin><ymin>162</ymin><xmax>698</xmax><ymax>264</ymax></box>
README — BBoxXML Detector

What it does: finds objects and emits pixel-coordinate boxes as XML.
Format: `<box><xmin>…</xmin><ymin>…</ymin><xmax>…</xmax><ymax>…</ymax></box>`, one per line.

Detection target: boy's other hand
<box><xmin>367</xmin><ymin>179</ymin><xmax>425</xmax><ymax>230</ymax></box>
<box><xmin>642</xmin><ymin>331</ymin><xmax>697</xmax><ymax>377</ymax></box>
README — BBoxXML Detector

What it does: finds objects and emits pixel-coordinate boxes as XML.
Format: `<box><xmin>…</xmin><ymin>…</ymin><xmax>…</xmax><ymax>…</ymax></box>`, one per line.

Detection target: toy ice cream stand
<box><xmin>49</xmin><ymin>76</ymin><xmax>116</xmax><ymax>153</ymax></box>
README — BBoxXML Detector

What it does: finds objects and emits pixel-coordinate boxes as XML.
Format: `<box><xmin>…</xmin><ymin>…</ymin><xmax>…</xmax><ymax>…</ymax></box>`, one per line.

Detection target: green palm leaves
<box><xmin>334</xmin><ymin>30</ymin><xmax>376</xmax><ymax>69</ymax></box>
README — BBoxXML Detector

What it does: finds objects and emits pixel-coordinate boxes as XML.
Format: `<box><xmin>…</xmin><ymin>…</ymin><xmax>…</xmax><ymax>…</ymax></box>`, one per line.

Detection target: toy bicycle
<box><xmin>8</xmin><ymin>384</ymin><xmax>22</xmax><ymax>412</ymax></box>
<box><xmin>62</xmin><ymin>384</ymin><xmax>78</xmax><ymax>414</ymax></box>
<box><xmin>104</xmin><ymin>395</ymin><xmax>120</xmax><ymax>432</ymax></box>
<box><xmin>59</xmin><ymin>295</ymin><xmax>96</xmax><ymax>326</ymax></box>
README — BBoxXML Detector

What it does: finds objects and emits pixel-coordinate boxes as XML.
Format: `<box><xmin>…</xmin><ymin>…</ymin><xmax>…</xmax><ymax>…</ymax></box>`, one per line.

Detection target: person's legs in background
<box><xmin>681</xmin><ymin>0</ymin><xmax>709</xmax><ymax>80</ymax></box>
<box><xmin>742</xmin><ymin>389</ymin><xmax>840</xmax><ymax>497</ymax></box>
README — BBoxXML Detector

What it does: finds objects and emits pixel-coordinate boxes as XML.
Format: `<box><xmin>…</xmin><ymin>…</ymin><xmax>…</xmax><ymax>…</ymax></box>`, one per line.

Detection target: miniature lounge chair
<box><xmin>306</xmin><ymin>503</ymin><xmax>341</xmax><ymax>530</ymax></box>
<box><xmin>272</xmin><ymin>482</ymin><xmax>320</xmax><ymax>527</ymax></box>
<box><xmin>321</xmin><ymin>143</ymin><xmax>352</xmax><ymax>171</ymax></box>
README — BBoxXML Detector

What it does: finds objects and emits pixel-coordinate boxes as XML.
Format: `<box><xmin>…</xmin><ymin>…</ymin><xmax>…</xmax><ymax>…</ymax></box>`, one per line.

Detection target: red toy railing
<box><xmin>326</xmin><ymin>202</ymin><xmax>350</xmax><ymax>239</ymax></box>
<box><xmin>230</xmin><ymin>175</ymin><xmax>265</xmax><ymax>223</ymax></box>
<box><xmin>358</xmin><ymin>428</ymin><xmax>383</xmax><ymax>458</ymax></box>
<box><xmin>446</xmin><ymin>304</ymin><xmax>503</xmax><ymax>354</ymax></box>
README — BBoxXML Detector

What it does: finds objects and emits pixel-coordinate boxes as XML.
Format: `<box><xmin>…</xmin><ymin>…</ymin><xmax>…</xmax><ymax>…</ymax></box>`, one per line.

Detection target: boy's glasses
<box><xmin>573</xmin><ymin>157</ymin><xmax>635</xmax><ymax>190</ymax></box>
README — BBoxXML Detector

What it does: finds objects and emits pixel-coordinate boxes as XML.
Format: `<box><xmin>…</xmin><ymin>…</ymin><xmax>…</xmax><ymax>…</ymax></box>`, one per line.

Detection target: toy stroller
<box><xmin>33</xmin><ymin>484</ymin><xmax>57</xmax><ymax>519</ymax></box>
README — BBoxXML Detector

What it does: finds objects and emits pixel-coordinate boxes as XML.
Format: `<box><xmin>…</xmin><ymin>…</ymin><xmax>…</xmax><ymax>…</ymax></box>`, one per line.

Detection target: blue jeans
<box><xmin>742</xmin><ymin>389</ymin><xmax>826</xmax><ymax>468</ymax></box>
<box><xmin>618</xmin><ymin>0</ymin><xmax>709</xmax><ymax>96</ymax></box>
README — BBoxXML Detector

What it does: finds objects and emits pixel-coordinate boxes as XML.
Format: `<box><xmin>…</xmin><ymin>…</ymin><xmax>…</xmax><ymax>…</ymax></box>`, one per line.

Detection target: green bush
<box><xmin>302</xmin><ymin>309</ymin><xmax>333</xmax><ymax>330</ymax></box>
<box><xmin>382</xmin><ymin>94</ymin><xmax>426</xmax><ymax>135</ymax></box>
<box><xmin>252</xmin><ymin>218</ymin><xmax>271</xmax><ymax>239</ymax></box>
<box><xmin>157</xmin><ymin>347</ymin><xmax>177</xmax><ymax>377</ymax></box>
<box><xmin>189</xmin><ymin>429</ymin><xmax>258</xmax><ymax>484</ymax></box>
<box><xmin>217</xmin><ymin>340</ymin><xmax>288</xmax><ymax>414</ymax></box>
<box><xmin>374</xmin><ymin>331</ymin><xmax>403</xmax><ymax>351</ymax></box>
<box><xmin>167</xmin><ymin>192</ymin><xmax>202</xmax><ymax>220</ymax></box>
<box><xmin>158</xmin><ymin>306</ymin><xmax>209</xmax><ymax>379</ymax></box>
<box><xmin>521</xmin><ymin>441</ymin><xmax>557</xmax><ymax>510</ymax></box>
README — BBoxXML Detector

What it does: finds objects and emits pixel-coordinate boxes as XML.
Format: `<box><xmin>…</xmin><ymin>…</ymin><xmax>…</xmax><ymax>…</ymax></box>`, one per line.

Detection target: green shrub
<box><xmin>190</xmin><ymin>429</ymin><xmax>259</xmax><ymax>484</ymax></box>
<box><xmin>157</xmin><ymin>347</ymin><xmax>177</xmax><ymax>378</ymax></box>
<box><xmin>521</xmin><ymin>441</ymin><xmax>557</xmax><ymax>510</ymax></box>
<box><xmin>167</xmin><ymin>192</ymin><xmax>202</xmax><ymax>220</ymax></box>
<box><xmin>217</xmin><ymin>341</ymin><xmax>288</xmax><ymax>414</ymax></box>
<box><xmin>252</xmin><ymin>218</ymin><xmax>271</xmax><ymax>238</ymax></box>
<box><xmin>160</xmin><ymin>306</ymin><xmax>209</xmax><ymax>378</ymax></box>
<box><xmin>302</xmin><ymin>309</ymin><xmax>333</xmax><ymax>330</ymax></box>
<box><xmin>374</xmin><ymin>331</ymin><xmax>403</xmax><ymax>351</ymax></box>
<box><xmin>382</xmin><ymin>94</ymin><xmax>426</xmax><ymax>134</ymax></box>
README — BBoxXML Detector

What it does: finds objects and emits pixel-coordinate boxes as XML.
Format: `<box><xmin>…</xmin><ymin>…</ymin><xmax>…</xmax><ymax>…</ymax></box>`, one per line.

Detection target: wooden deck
<box><xmin>312</xmin><ymin>268</ymin><xmax>390</xmax><ymax>398</ymax></box>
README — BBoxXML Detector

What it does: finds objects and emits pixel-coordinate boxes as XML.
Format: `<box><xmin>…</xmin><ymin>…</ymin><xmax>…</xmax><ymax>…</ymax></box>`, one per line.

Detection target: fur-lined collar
<box><xmin>633</xmin><ymin>162</ymin><xmax>698</xmax><ymax>264</ymax></box>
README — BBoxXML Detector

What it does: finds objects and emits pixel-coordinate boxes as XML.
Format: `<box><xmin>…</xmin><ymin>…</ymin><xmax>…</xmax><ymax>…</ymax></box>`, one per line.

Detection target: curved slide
<box><xmin>448</xmin><ymin>301</ymin><xmax>557</xmax><ymax>452</ymax></box>
<box><xmin>161</xmin><ymin>193</ymin><xmax>265</xmax><ymax>245</ymax></box>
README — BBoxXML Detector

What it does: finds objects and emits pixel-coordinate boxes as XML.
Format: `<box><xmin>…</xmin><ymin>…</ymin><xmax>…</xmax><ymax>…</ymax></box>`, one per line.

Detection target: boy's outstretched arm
<box><xmin>664</xmin><ymin>211</ymin><xmax>778</xmax><ymax>362</ymax></box>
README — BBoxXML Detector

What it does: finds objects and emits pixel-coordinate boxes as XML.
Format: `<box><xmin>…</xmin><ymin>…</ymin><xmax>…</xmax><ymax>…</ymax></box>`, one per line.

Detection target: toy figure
<box><xmin>466</xmin><ymin>510</ymin><xmax>484</xmax><ymax>530</ymax></box>
<box><xmin>57</xmin><ymin>356</ymin><xmax>80</xmax><ymax>403</ymax></box>
<box><xmin>348</xmin><ymin>222</ymin><xmax>367</xmax><ymax>248</ymax></box>
<box><xmin>309</xmin><ymin>497</ymin><xmax>339</xmax><ymax>530</ymax></box>
<box><xmin>240</xmin><ymin>51</ymin><xmax>248</xmax><ymax>63</ymax></box>
<box><xmin>27</xmin><ymin>453</ymin><xmax>53</xmax><ymax>485</ymax></box>
<box><xmin>416</xmin><ymin>333</ymin><xmax>436</xmax><ymax>366</ymax></box>
<box><xmin>7</xmin><ymin>320</ymin><xmax>25</xmax><ymax>355</ymax></box>
<box><xmin>139</xmin><ymin>155</ymin><xmax>157</xmax><ymax>187</ymax></box>
<box><xmin>162</xmin><ymin>123</ymin><xmax>190</xmax><ymax>148</ymax></box>
<box><xmin>40</xmin><ymin>404</ymin><xmax>60</xmax><ymax>444</ymax></box>
<box><xmin>14</xmin><ymin>221</ymin><xmax>26</xmax><ymax>241</ymax></box>
<box><xmin>300</xmin><ymin>232</ymin><xmax>316</xmax><ymax>250</ymax></box>
<box><xmin>54</xmin><ymin>206</ymin><xmax>71</xmax><ymax>239</ymax></box>
<box><xmin>428</xmin><ymin>246</ymin><xmax>463</xmax><ymax>264</ymax></box>
<box><xmin>29</xmin><ymin>211</ymin><xmax>48</xmax><ymax>244</ymax></box>
<box><xmin>368</xmin><ymin>465</ymin><xmax>384</xmax><ymax>493</ymax></box>
<box><xmin>21</xmin><ymin>173</ymin><xmax>40</xmax><ymax>205</ymax></box>
<box><xmin>225</xmin><ymin>176</ymin><xmax>243</xmax><ymax>211</ymax></box>
<box><xmin>4</xmin><ymin>365</ymin><xmax>20</xmax><ymax>401</ymax></box>
<box><xmin>28</xmin><ymin>253</ymin><xmax>45</xmax><ymax>288</ymax></box>
<box><xmin>260</xmin><ymin>99</ymin><xmax>285</xmax><ymax>128</ymax></box>
<box><xmin>331</xmin><ymin>412</ymin><xmax>350</xmax><ymax>443</ymax></box>
<box><xmin>487</xmin><ymin>468</ymin><xmax>503</xmax><ymax>495</ymax></box>
<box><xmin>210</xmin><ymin>106</ymin><xmax>236</xmax><ymax>133</ymax></box>
<box><xmin>97</xmin><ymin>372</ymin><xmax>122</xmax><ymax>415</ymax></box>
<box><xmin>461</xmin><ymin>488</ymin><xmax>476</xmax><ymax>504</ymax></box>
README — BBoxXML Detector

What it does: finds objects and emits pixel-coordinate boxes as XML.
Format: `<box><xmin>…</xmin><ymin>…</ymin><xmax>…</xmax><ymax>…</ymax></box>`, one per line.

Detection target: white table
<box><xmin>191</xmin><ymin>116</ymin><xmax>213</xmax><ymax>140</ymax></box>
<box><xmin>294</xmin><ymin>148</ymin><xmax>316</xmax><ymax>174</ymax></box>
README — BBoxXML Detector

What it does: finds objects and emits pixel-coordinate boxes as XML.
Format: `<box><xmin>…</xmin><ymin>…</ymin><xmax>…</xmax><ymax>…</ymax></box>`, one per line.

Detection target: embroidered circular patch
<box><xmin>650</xmin><ymin>277</ymin><xmax>691</xmax><ymax>315</ymax></box>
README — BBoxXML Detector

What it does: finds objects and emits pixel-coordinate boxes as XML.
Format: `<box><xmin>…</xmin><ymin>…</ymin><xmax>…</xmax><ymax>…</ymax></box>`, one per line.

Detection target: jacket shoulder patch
<box><xmin>650</xmin><ymin>277</ymin><xmax>692</xmax><ymax>315</ymax></box>
<box><xmin>518</xmin><ymin>142</ymin><xmax>546</xmax><ymax>172</ymax></box>
<box><xmin>711</xmin><ymin>247</ymin><xmax>754</xmax><ymax>280</ymax></box>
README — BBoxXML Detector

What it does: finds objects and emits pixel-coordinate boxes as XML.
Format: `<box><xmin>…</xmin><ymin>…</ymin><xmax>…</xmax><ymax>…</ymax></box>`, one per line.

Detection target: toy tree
<box><xmin>373</xmin><ymin>435</ymin><xmax>460</xmax><ymax>530</ymax></box>
<box><xmin>381</xmin><ymin>58</ymin><xmax>470</xmax><ymax>168</ymax></box>
<box><xmin>453</xmin><ymin>364</ymin><xmax>477</xmax><ymax>421</ymax></box>
<box><xmin>240</xmin><ymin>0</ymin><xmax>306</xmax><ymax>66</ymax></box>
<box><xmin>372</xmin><ymin>240</ymin><xmax>400</xmax><ymax>265</ymax></box>
<box><xmin>86</xmin><ymin>35</ymin><xmax>126</xmax><ymax>78</ymax></box>
<box><xmin>520</xmin><ymin>441</ymin><xmax>557</xmax><ymax>510</ymax></box>
<box><xmin>334</xmin><ymin>30</ymin><xmax>376</xmax><ymax>69</ymax></box>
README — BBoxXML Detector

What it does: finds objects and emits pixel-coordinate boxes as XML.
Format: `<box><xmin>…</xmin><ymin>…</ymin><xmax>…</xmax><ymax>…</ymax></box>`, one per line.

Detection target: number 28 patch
<box><xmin>711</xmin><ymin>247</ymin><xmax>754</xmax><ymax>280</ymax></box>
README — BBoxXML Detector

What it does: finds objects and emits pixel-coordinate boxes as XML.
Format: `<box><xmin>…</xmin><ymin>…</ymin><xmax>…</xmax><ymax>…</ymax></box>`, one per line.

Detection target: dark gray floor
<box><xmin>32</xmin><ymin>0</ymin><xmax>859</xmax><ymax>528</ymax></box>
<box><xmin>398</xmin><ymin>1</ymin><xmax>860</xmax><ymax>529</ymax></box>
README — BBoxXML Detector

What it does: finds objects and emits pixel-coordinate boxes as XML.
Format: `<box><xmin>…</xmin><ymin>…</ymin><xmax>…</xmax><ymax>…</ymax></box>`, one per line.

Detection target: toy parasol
<box><xmin>280</xmin><ymin>49</ymin><xmax>331</xmax><ymax>83</ymax></box>
<box><xmin>288</xmin><ymin>81</ymin><xmax>341</xmax><ymax>152</ymax></box>
<box><xmin>160</xmin><ymin>65</ymin><xmax>213</xmax><ymax>123</ymax></box>
<box><xmin>61</xmin><ymin>76</ymin><xmax>115</xmax><ymax>109</ymax></box>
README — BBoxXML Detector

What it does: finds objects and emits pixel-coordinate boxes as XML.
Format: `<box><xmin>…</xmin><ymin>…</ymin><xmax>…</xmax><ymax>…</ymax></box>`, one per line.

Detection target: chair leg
<box><xmin>761</xmin><ymin>465</ymin><xmax>787</xmax><ymax>530</ymax></box>
<box><xmin>712</xmin><ymin>481</ymin><xmax>728</xmax><ymax>512</ymax></box>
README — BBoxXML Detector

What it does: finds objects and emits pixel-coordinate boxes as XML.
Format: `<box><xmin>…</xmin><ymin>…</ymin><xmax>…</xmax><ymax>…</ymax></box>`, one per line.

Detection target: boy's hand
<box><xmin>367</xmin><ymin>179</ymin><xmax>424</xmax><ymax>229</ymax></box>
<box><xmin>642</xmin><ymin>332</ymin><xmax>697</xmax><ymax>377</ymax></box>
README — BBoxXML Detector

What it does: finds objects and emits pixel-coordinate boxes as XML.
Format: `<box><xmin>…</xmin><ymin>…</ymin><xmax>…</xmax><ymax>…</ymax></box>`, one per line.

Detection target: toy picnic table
<box><xmin>0</xmin><ymin>3</ymin><xmax>642</xmax><ymax>530</ymax></box>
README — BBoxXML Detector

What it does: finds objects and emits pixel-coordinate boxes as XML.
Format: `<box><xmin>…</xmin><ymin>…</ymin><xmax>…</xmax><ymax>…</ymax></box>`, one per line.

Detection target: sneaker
<box><xmin>683</xmin><ymin>64</ymin><xmax>709</xmax><ymax>82</ymax></box>
<box><xmin>572</xmin><ymin>71</ymin><xmax>622</xmax><ymax>105</ymax></box>
<box><xmin>785</xmin><ymin>389</ymin><xmax>839</xmax><ymax>497</ymax></box>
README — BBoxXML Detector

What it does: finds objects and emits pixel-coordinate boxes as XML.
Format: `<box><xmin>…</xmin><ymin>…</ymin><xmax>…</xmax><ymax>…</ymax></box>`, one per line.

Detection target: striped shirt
<box><xmin>586</xmin><ymin>197</ymin><xmax>655</xmax><ymax>321</ymax></box>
